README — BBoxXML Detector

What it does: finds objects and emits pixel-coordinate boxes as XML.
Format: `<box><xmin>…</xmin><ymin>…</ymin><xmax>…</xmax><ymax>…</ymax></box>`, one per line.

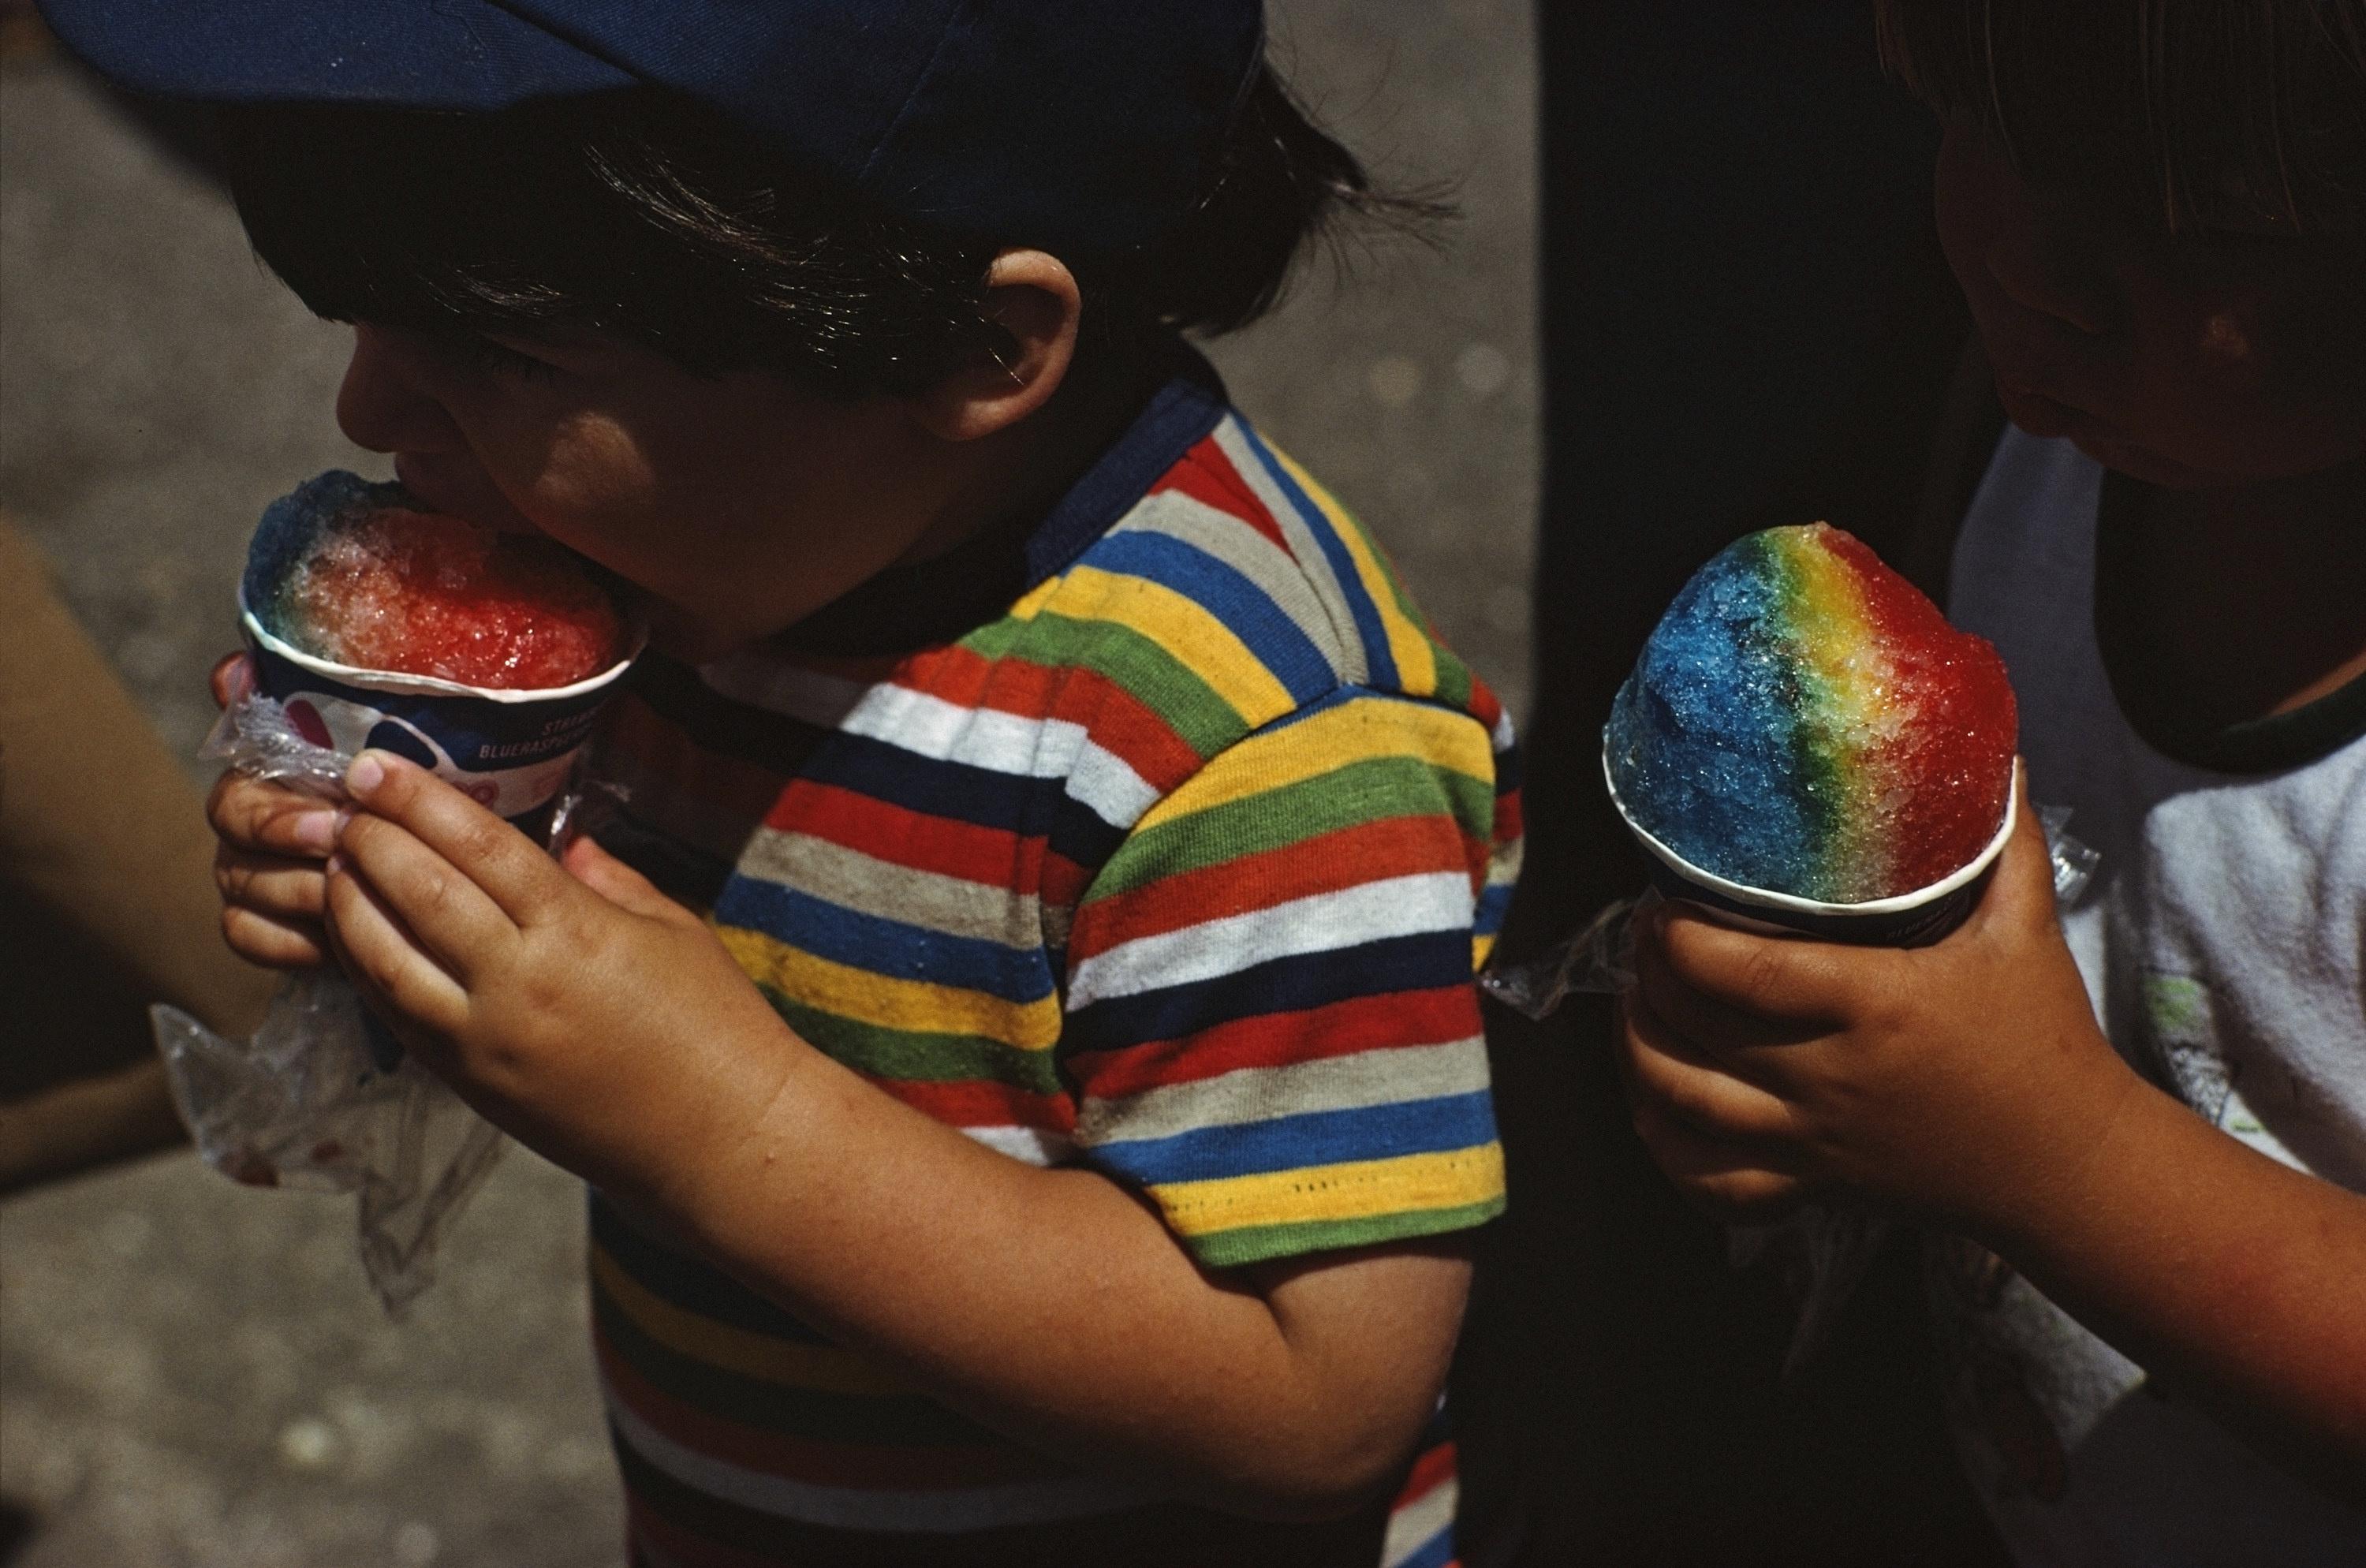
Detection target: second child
<box><xmin>1620</xmin><ymin>1</ymin><xmax>2366</xmax><ymax>1559</ymax></box>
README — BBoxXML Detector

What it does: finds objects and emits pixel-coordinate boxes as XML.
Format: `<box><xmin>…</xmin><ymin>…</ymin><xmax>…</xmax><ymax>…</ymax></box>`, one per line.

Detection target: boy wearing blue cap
<box><xmin>41</xmin><ymin>2</ymin><xmax>1517</xmax><ymax>1565</ymax></box>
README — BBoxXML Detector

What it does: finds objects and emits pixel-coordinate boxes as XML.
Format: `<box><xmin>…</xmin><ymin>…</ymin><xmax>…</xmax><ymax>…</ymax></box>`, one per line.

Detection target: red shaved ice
<box><xmin>279</xmin><ymin>509</ymin><xmax>623</xmax><ymax>689</ymax></box>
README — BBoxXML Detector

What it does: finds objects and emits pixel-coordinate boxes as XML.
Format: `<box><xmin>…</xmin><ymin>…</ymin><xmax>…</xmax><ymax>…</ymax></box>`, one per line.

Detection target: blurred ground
<box><xmin>0</xmin><ymin>4</ymin><xmax>1537</xmax><ymax>1564</ymax></box>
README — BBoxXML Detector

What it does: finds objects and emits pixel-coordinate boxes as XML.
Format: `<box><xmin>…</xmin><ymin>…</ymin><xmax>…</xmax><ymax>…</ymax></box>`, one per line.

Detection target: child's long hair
<box><xmin>1876</xmin><ymin>0</ymin><xmax>2365</xmax><ymax>235</ymax></box>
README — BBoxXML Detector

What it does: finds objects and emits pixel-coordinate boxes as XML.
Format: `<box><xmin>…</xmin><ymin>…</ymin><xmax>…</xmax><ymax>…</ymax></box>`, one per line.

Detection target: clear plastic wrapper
<box><xmin>1483</xmin><ymin>805</ymin><xmax>2101</xmax><ymax>1372</ymax></box>
<box><xmin>2036</xmin><ymin>803</ymin><xmax>2101</xmax><ymax>905</ymax></box>
<box><xmin>1477</xmin><ymin>894</ymin><xmax>1648</xmax><ymax>1019</ymax></box>
<box><xmin>155</xmin><ymin>976</ymin><xmax>504</xmax><ymax>1315</ymax></box>
<box><xmin>155</xmin><ymin>690</ymin><xmax>618</xmax><ymax>1314</ymax></box>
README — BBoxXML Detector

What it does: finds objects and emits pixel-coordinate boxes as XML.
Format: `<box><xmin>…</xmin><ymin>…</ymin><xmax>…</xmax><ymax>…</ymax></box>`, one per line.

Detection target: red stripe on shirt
<box><xmin>597</xmin><ymin>1327</ymin><xmax>1057</xmax><ymax>1491</ymax></box>
<box><xmin>1394</xmin><ymin>1438</ymin><xmax>1457</xmax><ymax>1508</ymax></box>
<box><xmin>1151</xmin><ymin>439</ymin><xmax>1292</xmax><ymax>552</ymax></box>
<box><xmin>888</xmin><ymin>645</ymin><xmax>1208</xmax><ymax>793</ymax></box>
<box><xmin>1065</xmin><ymin>987</ymin><xmax>1482</xmax><ymax>1100</ymax></box>
<box><xmin>1069</xmin><ymin>816</ymin><xmax>1474</xmax><ymax>954</ymax></box>
<box><xmin>1488</xmin><ymin>790</ymin><xmax>1524</xmax><ymax>848</ymax></box>
<box><xmin>768</xmin><ymin>783</ymin><xmax>1041</xmax><ymax>891</ymax></box>
<box><xmin>865</xmin><ymin>1074</ymin><xmax>1077</xmax><ymax>1135</ymax></box>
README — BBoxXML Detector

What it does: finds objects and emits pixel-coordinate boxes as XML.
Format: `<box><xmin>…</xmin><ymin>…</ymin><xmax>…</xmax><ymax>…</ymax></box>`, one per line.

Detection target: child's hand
<box><xmin>1618</xmin><ymin>768</ymin><xmax>2144</xmax><ymax>1238</ymax></box>
<box><xmin>1625</xmin><ymin>772</ymin><xmax>2366</xmax><ymax>1477</ymax></box>
<box><xmin>320</xmin><ymin>749</ymin><xmax>799</xmax><ymax>1197</ymax></box>
<box><xmin>205</xmin><ymin>654</ymin><xmax>340</xmax><ymax>969</ymax></box>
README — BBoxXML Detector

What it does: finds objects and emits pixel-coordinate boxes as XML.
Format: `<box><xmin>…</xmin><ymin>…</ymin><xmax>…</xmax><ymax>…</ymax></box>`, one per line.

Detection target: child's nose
<box><xmin>334</xmin><ymin>325</ymin><xmax>470</xmax><ymax>455</ymax></box>
<box><xmin>1983</xmin><ymin>193</ymin><xmax>2121</xmax><ymax>339</ymax></box>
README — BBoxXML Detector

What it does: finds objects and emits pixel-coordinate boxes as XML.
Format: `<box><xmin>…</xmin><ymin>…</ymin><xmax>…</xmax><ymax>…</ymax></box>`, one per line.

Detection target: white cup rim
<box><xmin>239</xmin><ymin>596</ymin><xmax>641</xmax><ymax>704</ymax></box>
<box><xmin>1600</xmin><ymin>742</ymin><xmax>2017</xmax><ymax>917</ymax></box>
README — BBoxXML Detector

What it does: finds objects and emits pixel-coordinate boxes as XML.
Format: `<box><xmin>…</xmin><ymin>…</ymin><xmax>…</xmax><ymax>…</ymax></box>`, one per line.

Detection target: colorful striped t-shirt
<box><xmin>586</xmin><ymin>353</ymin><xmax>1520</xmax><ymax>1568</ymax></box>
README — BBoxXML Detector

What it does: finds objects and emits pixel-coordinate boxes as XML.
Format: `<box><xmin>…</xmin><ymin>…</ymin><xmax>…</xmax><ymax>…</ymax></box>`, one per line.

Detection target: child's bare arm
<box><xmin>1618</xmin><ymin>775</ymin><xmax>2366</xmax><ymax>1491</ymax></box>
<box><xmin>320</xmin><ymin>749</ymin><xmax>1465</xmax><ymax>1520</ymax></box>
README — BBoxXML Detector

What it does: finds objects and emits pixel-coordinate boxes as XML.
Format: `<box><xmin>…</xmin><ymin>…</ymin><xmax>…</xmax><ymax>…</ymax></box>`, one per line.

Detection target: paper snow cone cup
<box><xmin>240</xmin><ymin>594</ymin><xmax>637</xmax><ymax>823</ymax></box>
<box><xmin>1601</xmin><ymin>743</ymin><xmax>2016</xmax><ymax>948</ymax></box>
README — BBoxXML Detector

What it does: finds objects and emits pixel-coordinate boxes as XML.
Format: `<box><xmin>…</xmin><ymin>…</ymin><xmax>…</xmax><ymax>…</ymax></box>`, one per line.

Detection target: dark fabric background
<box><xmin>1455</xmin><ymin>5</ymin><xmax>2010</xmax><ymax>1562</ymax></box>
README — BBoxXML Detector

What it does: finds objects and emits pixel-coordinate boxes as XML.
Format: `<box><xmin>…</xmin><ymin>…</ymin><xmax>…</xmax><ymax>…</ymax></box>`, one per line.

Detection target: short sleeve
<box><xmin>1059</xmin><ymin>687</ymin><xmax>1511</xmax><ymax>1269</ymax></box>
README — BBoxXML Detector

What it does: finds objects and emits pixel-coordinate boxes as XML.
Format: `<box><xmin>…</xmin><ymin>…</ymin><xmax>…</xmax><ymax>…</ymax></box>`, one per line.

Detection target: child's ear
<box><xmin>910</xmin><ymin>250</ymin><xmax>1081</xmax><ymax>442</ymax></box>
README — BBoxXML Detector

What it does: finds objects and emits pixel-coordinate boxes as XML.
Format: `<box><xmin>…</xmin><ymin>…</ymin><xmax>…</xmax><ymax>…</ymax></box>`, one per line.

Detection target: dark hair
<box><xmin>1876</xmin><ymin>0</ymin><xmax>2366</xmax><ymax>235</ymax></box>
<box><xmin>220</xmin><ymin>66</ymin><xmax>1436</xmax><ymax>395</ymax></box>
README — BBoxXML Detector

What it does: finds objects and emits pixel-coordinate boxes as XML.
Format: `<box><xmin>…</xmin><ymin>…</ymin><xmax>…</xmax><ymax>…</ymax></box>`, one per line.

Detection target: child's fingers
<box><xmin>323</xmin><ymin>854</ymin><xmax>472</xmax><ymax>1035</ymax></box>
<box><xmin>207</xmin><ymin>770</ymin><xmax>342</xmax><ymax>858</ymax></box>
<box><xmin>214</xmin><ymin>843</ymin><xmax>328</xmax><ymax>920</ymax></box>
<box><xmin>341</xmin><ymin>751</ymin><xmax>567</xmax><ymax>925</ymax></box>
<box><xmin>333</xmin><ymin>811</ymin><xmax>520</xmax><ymax>987</ymax></box>
<box><xmin>1627</xmin><ymin>1097</ymin><xmax>1806</xmax><ymax>1223</ymax></box>
<box><xmin>1651</xmin><ymin>901</ymin><xmax>1884</xmax><ymax>1029</ymax></box>
<box><xmin>561</xmin><ymin>834</ymin><xmax>691</xmax><ymax>924</ymax></box>
<box><xmin>1618</xmin><ymin>987</ymin><xmax>1800</xmax><ymax>1143</ymax></box>
<box><xmin>320</xmin><ymin>909</ymin><xmax>459</xmax><ymax>1078</ymax></box>
<box><xmin>221</xmin><ymin>904</ymin><xmax>330</xmax><ymax>970</ymax></box>
<box><xmin>1632</xmin><ymin>906</ymin><xmax>1827</xmax><ymax>1063</ymax></box>
<box><xmin>210</xmin><ymin>651</ymin><xmax>254</xmax><ymax>709</ymax></box>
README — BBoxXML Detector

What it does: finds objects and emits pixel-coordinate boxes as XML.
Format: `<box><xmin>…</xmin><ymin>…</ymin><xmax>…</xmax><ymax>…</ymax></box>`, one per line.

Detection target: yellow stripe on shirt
<box><xmin>1265</xmin><ymin>446</ymin><xmax>1439</xmax><ymax>699</ymax></box>
<box><xmin>717</xmin><ymin>926</ymin><xmax>1063</xmax><ymax>1050</ymax></box>
<box><xmin>1151</xmin><ymin>1145</ymin><xmax>1507</xmax><ymax>1238</ymax></box>
<box><xmin>593</xmin><ymin>1247</ymin><xmax>916</xmax><ymax>1398</ymax></box>
<box><xmin>1002</xmin><ymin>573</ymin><xmax>1065</xmax><ymax>625</ymax></box>
<box><xmin>1131</xmin><ymin>695</ymin><xmax>1495</xmax><ymax>834</ymax></box>
<box><xmin>1043</xmin><ymin>565</ymin><xmax>1297</xmax><ymax>726</ymax></box>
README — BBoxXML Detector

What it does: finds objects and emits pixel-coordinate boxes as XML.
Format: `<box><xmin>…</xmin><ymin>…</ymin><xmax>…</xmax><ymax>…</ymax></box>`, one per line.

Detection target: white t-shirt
<box><xmin>1935</xmin><ymin>427</ymin><xmax>2366</xmax><ymax>1566</ymax></box>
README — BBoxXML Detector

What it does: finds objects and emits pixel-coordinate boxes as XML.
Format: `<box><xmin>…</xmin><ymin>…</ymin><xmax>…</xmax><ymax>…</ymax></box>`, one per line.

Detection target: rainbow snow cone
<box><xmin>239</xmin><ymin>472</ymin><xmax>637</xmax><ymax>820</ymax></box>
<box><xmin>1604</xmin><ymin>523</ymin><xmax>2017</xmax><ymax>945</ymax></box>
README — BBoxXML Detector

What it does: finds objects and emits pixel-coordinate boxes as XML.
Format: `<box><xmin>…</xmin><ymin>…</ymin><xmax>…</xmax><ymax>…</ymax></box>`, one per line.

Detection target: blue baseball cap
<box><xmin>35</xmin><ymin>0</ymin><xmax>1265</xmax><ymax>251</ymax></box>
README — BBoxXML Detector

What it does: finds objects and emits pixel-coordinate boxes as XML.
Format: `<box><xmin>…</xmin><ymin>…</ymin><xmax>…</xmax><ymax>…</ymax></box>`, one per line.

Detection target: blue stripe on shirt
<box><xmin>1231</xmin><ymin>420</ymin><xmax>1400</xmax><ymax>691</ymax></box>
<box><xmin>1087</xmin><ymin>530</ymin><xmax>1339</xmax><ymax>707</ymax></box>
<box><xmin>1062</xmin><ymin>930</ymin><xmax>1476</xmax><ymax>1051</ymax></box>
<box><xmin>1090</xmin><ymin>1090</ymin><xmax>1498</xmax><ymax>1186</ymax></box>
<box><xmin>714</xmin><ymin>879</ymin><xmax>1057</xmax><ymax>1002</ymax></box>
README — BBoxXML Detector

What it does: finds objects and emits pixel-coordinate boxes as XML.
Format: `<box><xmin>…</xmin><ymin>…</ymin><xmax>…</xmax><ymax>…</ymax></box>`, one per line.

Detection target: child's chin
<box><xmin>2062</xmin><ymin>431</ymin><xmax>2229</xmax><ymax>490</ymax></box>
<box><xmin>1996</xmin><ymin>384</ymin><xmax>2090</xmax><ymax>443</ymax></box>
<box><xmin>2001</xmin><ymin>394</ymin><xmax>2207</xmax><ymax>487</ymax></box>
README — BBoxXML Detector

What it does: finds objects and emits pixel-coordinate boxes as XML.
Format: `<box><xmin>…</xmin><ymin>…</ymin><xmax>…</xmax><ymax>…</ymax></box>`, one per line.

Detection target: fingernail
<box><xmin>347</xmin><ymin>752</ymin><xmax>386</xmax><ymax>795</ymax></box>
<box><xmin>290</xmin><ymin>812</ymin><xmax>338</xmax><ymax>853</ymax></box>
<box><xmin>323</xmin><ymin>853</ymin><xmax>345</xmax><ymax>878</ymax></box>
